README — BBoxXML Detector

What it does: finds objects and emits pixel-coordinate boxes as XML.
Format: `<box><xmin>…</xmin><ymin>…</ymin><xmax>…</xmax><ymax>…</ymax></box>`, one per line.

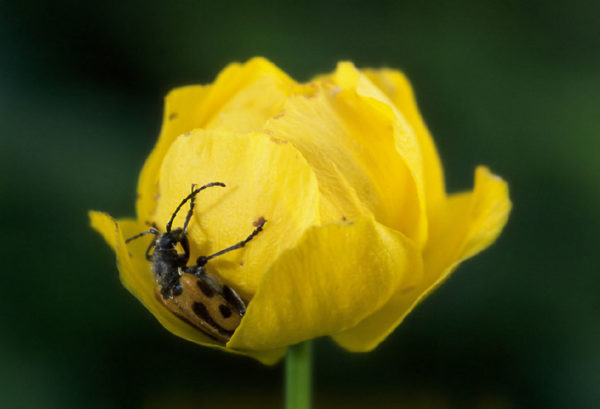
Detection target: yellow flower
<box><xmin>90</xmin><ymin>57</ymin><xmax>511</xmax><ymax>365</ymax></box>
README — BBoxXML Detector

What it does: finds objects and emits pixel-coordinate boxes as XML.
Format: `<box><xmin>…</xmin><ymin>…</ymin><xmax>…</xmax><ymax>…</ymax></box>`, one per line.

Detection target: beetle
<box><xmin>125</xmin><ymin>182</ymin><xmax>266</xmax><ymax>343</ymax></box>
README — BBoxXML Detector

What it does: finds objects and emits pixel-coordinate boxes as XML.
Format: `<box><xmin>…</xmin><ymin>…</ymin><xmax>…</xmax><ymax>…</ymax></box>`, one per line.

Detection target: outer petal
<box><xmin>137</xmin><ymin>57</ymin><xmax>297</xmax><ymax>223</ymax></box>
<box><xmin>362</xmin><ymin>68</ymin><xmax>446</xmax><ymax>224</ymax></box>
<box><xmin>153</xmin><ymin>130</ymin><xmax>320</xmax><ymax>297</ymax></box>
<box><xmin>423</xmin><ymin>167</ymin><xmax>512</xmax><ymax>281</ymax></box>
<box><xmin>228</xmin><ymin>217</ymin><xmax>423</xmax><ymax>351</ymax></box>
<box><xmin>137</xmin><ymin>85</ymin><xmax>209</xmax><ymax>223</ymax></box>
<box><xmin>333</xmin><ymin>167</ymin><xmax>511</xmax><ymax>351</ymax></box>
<box><xmin>263</xmin><ymin>74</ymin><xmax>426</xmax><ymax>245</ymax></box>
<box><xmin>89</xmin><ymin>211</ymin><xmax>286</xmax><ymax>365</ymax></box>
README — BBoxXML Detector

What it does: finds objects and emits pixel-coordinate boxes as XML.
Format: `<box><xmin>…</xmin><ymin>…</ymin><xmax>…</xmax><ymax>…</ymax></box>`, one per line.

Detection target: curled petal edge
<box><xmin>361</xmin><ymin>68</ymin><xmax>446</xmax><ymax>223</ymax></box>
<box><xmin>333</xmin><ymin>166</ymin><xmax>511</xmax><ymax>351</ymax></box>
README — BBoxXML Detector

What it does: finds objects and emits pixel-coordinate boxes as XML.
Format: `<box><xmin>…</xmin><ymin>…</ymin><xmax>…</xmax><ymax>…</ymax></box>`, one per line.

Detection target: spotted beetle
<box><xmin>126</xmin><ymin>183</ymin><xmax>266</xmax><ymax>343</ymax></box>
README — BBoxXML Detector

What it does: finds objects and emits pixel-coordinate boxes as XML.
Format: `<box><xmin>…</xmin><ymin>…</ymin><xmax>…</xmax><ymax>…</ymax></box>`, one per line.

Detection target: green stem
<box><xmin>285</xmin><ymin>341</ymin><xmax>313</xmax><ymax>409</ymax></box>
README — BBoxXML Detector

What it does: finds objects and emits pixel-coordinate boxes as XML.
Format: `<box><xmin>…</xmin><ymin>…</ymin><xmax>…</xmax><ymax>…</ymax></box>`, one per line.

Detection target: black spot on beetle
<box><xmin>196</xmin><ymin>279</ymin><xmax>215</xmax><ymax>297</ymax></box>
<box><xmin>222</xmin><ymin>285</ymin><xmax>246</xmax><ymax>316</ymax></box>
<box><xmin>192</xmin><ymin>302</ymin><xmax>233</xmax><ymax>337</ymax></box>
<box><xmin>219</xmin><ymin>304</ymin><xmax>232</xmax><ymax>318</ymax></box>
<box><xmin>192</xmin><ymin>302</ymin><xmax>211</xmax><ymax>321</ymax></box>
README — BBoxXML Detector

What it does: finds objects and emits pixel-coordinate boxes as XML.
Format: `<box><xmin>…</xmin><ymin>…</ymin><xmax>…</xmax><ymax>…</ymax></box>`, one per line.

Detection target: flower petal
<box><xmin>137</xmin><ymin>57</ymin><xmax>297</xmax><ymax>223</ymax></box>
<box><xmin>423</xmin><ymin>166</ymin><xmax>512</xmax><ymax>281</ymax></box>
<box><xmin>362</xmin><ymin>68</ymin><xmax>446</xmax><ymax>224</ymax></box>
<box><xmin>332</xmin><ymin>166</ymin><xmax>511</xmax><ymax>351</ymax></box>
<box><xmin>200</xmin><ymin>57</ymin><xmax>296</xmax><ymax>133</ymax></box>
<box><xmin>153</xmin><ymin>129</ymin><xmax>320</xmax><ymax>297</ymax></box>
<box><xmin>137</xmin><ymin>85</ymin><xmax>210</xmax><ymax>223</ymax></box>
<box><xmin>89</xmin><ymin>211</ymin><xmax>286</xmax><ymax>365</ymax></box>
<box><xmin>263</xmin><ymin>73</ymin><xmax>427</xmax><ymax>245</ymax></box>
<box><xmin>228</xmin><ymin>217</ymin><xmax>422</xmax><ymax>351</ymax></box>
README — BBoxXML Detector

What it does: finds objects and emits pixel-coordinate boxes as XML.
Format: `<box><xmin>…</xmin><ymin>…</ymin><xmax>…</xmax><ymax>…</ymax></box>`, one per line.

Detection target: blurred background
<box><xmin>2</xmin><ymin>1</ymin><xmax>599</xmax><ymax>408</ymax></box>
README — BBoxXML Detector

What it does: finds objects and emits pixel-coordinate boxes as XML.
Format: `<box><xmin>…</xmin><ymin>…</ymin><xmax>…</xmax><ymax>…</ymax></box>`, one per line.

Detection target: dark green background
<box><xmin>2</xmin><ymin>1</ymin><xmax>599</xmax><ymax>408</ymax></box>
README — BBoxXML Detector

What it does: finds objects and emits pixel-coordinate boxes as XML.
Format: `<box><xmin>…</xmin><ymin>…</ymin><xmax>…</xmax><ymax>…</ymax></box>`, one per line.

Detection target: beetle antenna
<box><xmin>182</xmin><ymin>184</ymin><xmax>197</xmax><ymax>235</ymax></box>
<box><xmin>165</xmin><ymin>182</ymin><xmax>226</xmax><ymax>233</ymax></box>
<box><xmin>197</xmin><ymin>219</ymin><xmax>266</xmax><ymax>266</ymax></box>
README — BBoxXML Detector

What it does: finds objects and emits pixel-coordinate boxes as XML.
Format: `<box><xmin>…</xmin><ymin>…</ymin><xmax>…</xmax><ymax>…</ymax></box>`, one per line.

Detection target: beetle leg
<box><xmin>179</xmin><ymin>234</ymin><xmax>190</xmax><ymax>263</ymax></box>
<box><xmin>145</xmin><ymin>239</ymin><xmax>156</xmax><ymax>261</ymax></box>
<box><xmin>125</xmin><ymin>228</ymin><xmax>159</xmax><ymax>243</ymax></box>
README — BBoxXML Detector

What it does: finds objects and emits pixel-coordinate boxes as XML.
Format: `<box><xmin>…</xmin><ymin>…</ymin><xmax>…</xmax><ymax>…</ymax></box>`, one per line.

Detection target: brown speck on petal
<box><xmin>169</xmin><ymin>112</ymin><xmax>178</xmax><ymax>120</ymax></box>
<box><xmin>270</xmin><ymin>136</ymin><xmax>288</xmax><ymax>144</ymax></box>
<box><xmin>400</xmin><ymin>285</ymin><xmax>417</xmax><ymax>295</ymax></box>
